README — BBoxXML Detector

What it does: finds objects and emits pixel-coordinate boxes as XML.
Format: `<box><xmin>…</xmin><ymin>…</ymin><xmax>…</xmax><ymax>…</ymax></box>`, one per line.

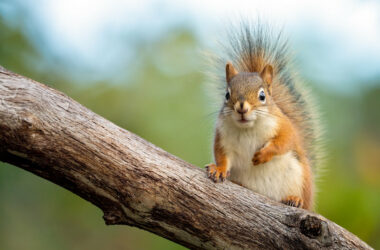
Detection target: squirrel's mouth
<box><xmin>238</xmin><ymin>118</ymin><xmax>249</xmax><ymax>123</ymax></box>
<box><xmin>233</xmin><ymin>112</ymin><xmax>256</xmax><ymax>126</ymax></box>
<box><xmin>238</xmin><ymin>116</ymin><xmax>251</xmax><ymax>123</ymax></box>
<box><xmin>233</xmin><ymin>114</ymin><xmax>255</xmax><ymax>127</ymax></box>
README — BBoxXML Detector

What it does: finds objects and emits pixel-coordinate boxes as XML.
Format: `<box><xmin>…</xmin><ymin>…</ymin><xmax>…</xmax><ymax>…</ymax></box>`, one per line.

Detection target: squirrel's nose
<box><xmin>237</xmin><ymin>108</ymin><xmax>248</xmax><ymax>114</ymax></box>
<box><xmin>235</xmin><ymin>101</ymin><xmax>249</xmax><ymax>114</ymax></box>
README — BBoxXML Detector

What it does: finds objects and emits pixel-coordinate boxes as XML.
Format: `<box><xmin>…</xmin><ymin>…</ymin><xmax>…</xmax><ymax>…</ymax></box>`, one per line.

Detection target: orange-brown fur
<box><xmin>208</xmin><ymin>111</ymin><xmax>313</xmax><ymax>209</ymax></box>
<box><xmin>251</xmin><ymin>104</ymin><xmax>313</xmax><ymax>210</ymax></box>
<box><xmin>301</xmin><ymin>161</ymin><xmax>313</xmax><ymax>210</ymax></box>
<box><xmin>206</xmin><ymin>131</ymin><xmax>229</xmax><ymax>182</ymax></box>
<box><xmin>206</xmin><ymin>23</ymin><xmax>321</xmax><ymax>211</ymax></box>
<box><xmin>252</xmin><ymin>109</ymin><xmax>295</xmax><ymax>165</ymax></box>
<box><xmin>207</xmin><ymin>64</ymin><xmax>314</xmax><ymax>209</ymax></box>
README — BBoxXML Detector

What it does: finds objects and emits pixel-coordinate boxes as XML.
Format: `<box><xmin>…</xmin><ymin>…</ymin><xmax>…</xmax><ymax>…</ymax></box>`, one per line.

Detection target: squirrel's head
<box><xmin>222</xmin><ymin>62</ymin><xmax>274</xmax><ymax>128</ymax></box>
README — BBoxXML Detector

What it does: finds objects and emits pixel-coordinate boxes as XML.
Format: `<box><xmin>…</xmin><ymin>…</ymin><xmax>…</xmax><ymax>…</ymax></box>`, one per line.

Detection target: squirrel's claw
<box><xmin>205</xmin><ymin>163</ymin><xmax>229</xmax><ymax>183</ymax></box>
<box><xmin>281</xmin><ymin>195</ymin><xmax>304</xmax><ymax>208</ymax></box>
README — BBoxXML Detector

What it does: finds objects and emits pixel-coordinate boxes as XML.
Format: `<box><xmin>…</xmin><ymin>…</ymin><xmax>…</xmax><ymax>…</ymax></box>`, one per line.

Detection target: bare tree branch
<box><xmin>0</xmin><ymin>66</ymin><xmax>372</xmax><ymax>249</ymax></box>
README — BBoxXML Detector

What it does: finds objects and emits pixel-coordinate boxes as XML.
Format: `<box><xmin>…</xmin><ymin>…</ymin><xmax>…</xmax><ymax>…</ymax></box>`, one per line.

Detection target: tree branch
<box><xmin>0</xmin><ymin>66</ymin><xmax>372</xmax><ymax>249</ymax></box>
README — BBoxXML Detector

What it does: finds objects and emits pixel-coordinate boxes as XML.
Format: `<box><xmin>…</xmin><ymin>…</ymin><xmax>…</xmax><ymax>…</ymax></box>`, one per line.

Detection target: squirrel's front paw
<box><xmin>252</xmin><ymin>149</ymin><xmax>272</xmax><ymax>165</ymax></box>
<box><xmin>205</xmin><ymin>163</ymin><xmax>229</xmax><ymax>183</ymax></box>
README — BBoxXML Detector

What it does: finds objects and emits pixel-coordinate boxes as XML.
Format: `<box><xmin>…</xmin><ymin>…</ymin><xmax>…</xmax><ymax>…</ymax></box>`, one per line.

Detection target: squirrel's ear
<box><xmin>260</xmin><ymin>64</ymin><xmax>273</xmax><ymax>86</ymax></box>
<box><xmin>226</xmin><ymin>62</ymin><xmax>238</xmax><ymax>83</ymax></box>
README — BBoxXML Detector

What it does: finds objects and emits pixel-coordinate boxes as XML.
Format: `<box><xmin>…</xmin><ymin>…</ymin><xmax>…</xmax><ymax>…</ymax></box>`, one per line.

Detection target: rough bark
<box><xmin>0</xmin><ymin>66</ymin><xmax>372</xmax><ymax>249</ymax></box>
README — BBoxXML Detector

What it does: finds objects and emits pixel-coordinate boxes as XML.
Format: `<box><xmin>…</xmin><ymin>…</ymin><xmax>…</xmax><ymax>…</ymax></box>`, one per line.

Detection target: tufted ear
<box><xmin>226</xmin><ymin>62</ymin><xmax>239</xmax><ymax>83</ymax></box>
<box><xmin>260</xmin><ymin>64</ymin><xmax>273</xmax><ymax>85</ymax></box>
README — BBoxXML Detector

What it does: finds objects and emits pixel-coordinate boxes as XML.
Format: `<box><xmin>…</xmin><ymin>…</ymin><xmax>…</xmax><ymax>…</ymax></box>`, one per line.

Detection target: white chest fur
<box><xmin>218</xmin><ymin>115</ymin><xmax>304</xmax><ymax>201</ymax></box>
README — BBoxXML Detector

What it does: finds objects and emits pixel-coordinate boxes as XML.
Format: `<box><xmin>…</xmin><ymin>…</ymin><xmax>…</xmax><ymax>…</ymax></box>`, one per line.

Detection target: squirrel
<box><xmin>205</xmin><ymin>23</ymin><xmax>323</xmax><ymax>210</ymax></box>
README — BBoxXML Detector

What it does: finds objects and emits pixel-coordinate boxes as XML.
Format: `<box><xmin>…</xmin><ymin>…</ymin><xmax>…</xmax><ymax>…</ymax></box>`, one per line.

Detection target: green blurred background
<box><xmin>0</xmin><ymin>0</ymin><xmax>379</xmax><ymax>249</ymax></box>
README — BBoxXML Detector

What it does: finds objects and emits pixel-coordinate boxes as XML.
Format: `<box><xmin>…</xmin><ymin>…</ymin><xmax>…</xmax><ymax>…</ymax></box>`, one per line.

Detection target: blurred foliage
<box><xmin>0</xmin><ymin>9</ymin><xmax>380</xmax><ymax>250</ymax></box>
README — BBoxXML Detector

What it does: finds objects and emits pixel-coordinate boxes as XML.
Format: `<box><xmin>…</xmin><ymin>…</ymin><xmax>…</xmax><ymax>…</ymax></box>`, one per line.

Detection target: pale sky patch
<box><xmin>3</xmin><ymin>0</ymin><xmax>380</xmax><ymax>90</ymax></box>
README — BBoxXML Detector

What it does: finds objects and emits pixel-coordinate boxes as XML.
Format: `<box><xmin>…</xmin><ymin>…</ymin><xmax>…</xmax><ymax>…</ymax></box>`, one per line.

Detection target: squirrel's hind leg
<box><xmin>281</xmin><ymin>195</ymin><xmax>304</xmax><ymax>208</ymax></box>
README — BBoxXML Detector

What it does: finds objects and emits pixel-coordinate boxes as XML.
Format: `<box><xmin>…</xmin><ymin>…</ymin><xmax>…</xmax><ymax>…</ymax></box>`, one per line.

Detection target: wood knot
<box><xmin>300</xmin><ymin>215</ymin><xmax>332</xmax><ymax>246</ymax></box>
<box><xmin>300</xmin><ymin>215</ymin><xmax>322</xmax><ymax>237</ymax></box>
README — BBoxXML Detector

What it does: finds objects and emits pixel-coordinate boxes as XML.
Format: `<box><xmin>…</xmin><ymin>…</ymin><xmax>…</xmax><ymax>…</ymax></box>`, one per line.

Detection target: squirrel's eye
<box><xmin>225</xmin><ymin>91</ymin><xmax>230</xmax><ymax>100</ymax></box>
<box><xmin>259</xmin><ymin>90</ymin><xmax>266</xmax><ymax>103</ymax></box>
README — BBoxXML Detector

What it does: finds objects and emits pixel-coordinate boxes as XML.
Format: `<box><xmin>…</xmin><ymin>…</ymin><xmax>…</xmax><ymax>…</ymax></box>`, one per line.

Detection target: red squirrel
<box><xmin>205</xmin><ymin>23</ymin><xmax>323</xmax><ymax>210</ymax></box>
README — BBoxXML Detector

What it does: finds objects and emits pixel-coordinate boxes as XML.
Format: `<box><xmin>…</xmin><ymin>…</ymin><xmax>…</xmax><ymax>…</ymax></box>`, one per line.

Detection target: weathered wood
<box><xmin>0</xmin><ymin>66</ymin><xmax>372</xmax><ymax>249</ymax></box>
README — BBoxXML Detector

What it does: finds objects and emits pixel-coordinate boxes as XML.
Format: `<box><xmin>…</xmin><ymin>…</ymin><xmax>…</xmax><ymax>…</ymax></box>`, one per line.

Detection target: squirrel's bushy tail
<box><xmin>212</xmin><ymin>21</ymin><xmax>324</xmax><ymax>174</ymax></box>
